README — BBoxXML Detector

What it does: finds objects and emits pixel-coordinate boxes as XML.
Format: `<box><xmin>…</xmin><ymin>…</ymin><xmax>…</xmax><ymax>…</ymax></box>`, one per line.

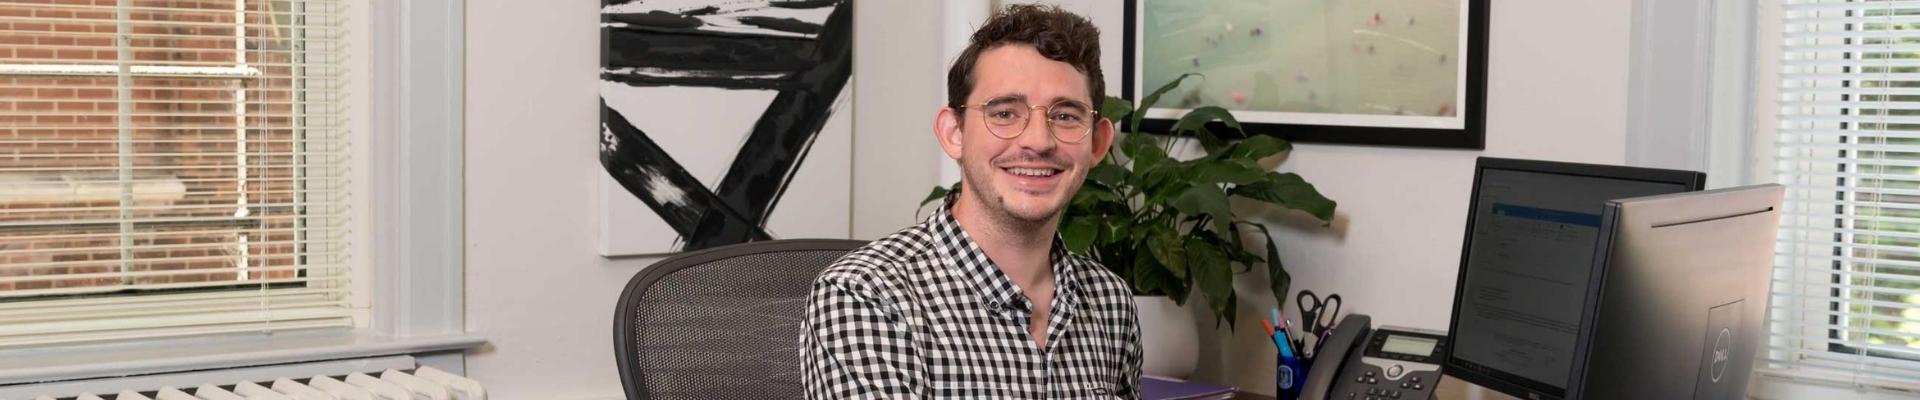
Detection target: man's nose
<box><xmin>1016</xmin><ymin>109</ymin><xmax>1058</xmax><ymax>150</ymax></box>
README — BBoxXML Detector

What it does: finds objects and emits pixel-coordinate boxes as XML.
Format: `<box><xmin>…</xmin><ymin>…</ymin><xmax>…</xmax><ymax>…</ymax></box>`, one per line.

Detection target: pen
<box><xmin>1272</xmin><ymin>325</ymin><xmax>1295</xmax><ymax>360</ymax></box>
<box><xmin>1284</xmin><ymin>316</ymin><xmax>1305</xmax><ymax>352</ymax></box>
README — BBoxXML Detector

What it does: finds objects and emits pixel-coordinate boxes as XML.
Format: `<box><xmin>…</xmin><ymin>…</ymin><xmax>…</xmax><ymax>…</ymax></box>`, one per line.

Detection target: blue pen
<box><xmin>1273</xmin><ymin>325</ymin><xmax>1296</xmax><ymax>360</ymax></box>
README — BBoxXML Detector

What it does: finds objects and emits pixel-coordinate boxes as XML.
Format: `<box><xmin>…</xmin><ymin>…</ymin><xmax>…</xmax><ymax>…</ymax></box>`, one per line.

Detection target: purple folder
<box><xmin>1141</xmin><ymin>376</ymin><xmax>1237</xmax><ymax>400</ymax></box>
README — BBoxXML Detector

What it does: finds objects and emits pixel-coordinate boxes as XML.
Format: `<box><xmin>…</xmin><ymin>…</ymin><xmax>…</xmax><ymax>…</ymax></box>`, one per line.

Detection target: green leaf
<box><xmin>1171</xmin><ymin>185</ymin><xmax>1234</xmax><ymax>225</ymax></box>
<box><xmin>1147</xmin><ymin>227</ymin><xmax>1188</xmax><ymax>280</ymax></box>
<box><xmin>1089</xmin><ymin>163</ymin><xmax>1129</xmax><ymax>188</ymax></box>
<box><xmin>1221</xmin><ymin>135</ymin><xmax>1292</xmax><ymax>161</ymax></box>
<box><xmin>920</xmin><ymin>184</ymin><xmax>952</xmax><ymax>207</ymax></box>
<box><xmin>1187</xmin><ymin>158</ymin><xmax>1267</xmax><ymax>186</ymax></box>
<box><xmin>1231</xmin><ymin>172</ymin><xmax>1337</xmax><ymax>223</ymax></box>
<box><xmin>1062</xmin><ymin>218</ymin><xmax>1098</xmax><ymax>254</ymax></box>
<box><xmin>1104</xmin><ymin>218</ymin><xmax>1132</xmax><ymax>247</ymax></box>
<box><xmin>1172</xmin><ymin>106</ymin><xmax>1244</xmax><ymax>155</ymax></box>
<box><xmin>1131</xmin><ymin>252</ymin><xmax>1185</xmax><ymax>301</ymax></box>
<box><xmin>1138</xmin><ymin>156</ymin><xmax>1190</xmax><ymax>205</ymax></box>
<box><xmin>1137</xmin><ymin>73</ymin><xmax>1198</xmax><ymax>116</ymax></box>
<box><xmin>1253</xmin><ymin>224</ymin><xmax>1291</xmax><ymax>311</ymax></box>
<box><xmin>1101</xmin><ymin>96</ymin><xmax>1134</xmax><ymax>125</ymax></box>
<box><xmin>1186</xmin><ymin>236</ymin><xmax>1235</xmax><ymax>329</ymax></box>
<box><xmin>1072</xmin><ymin>180</ymin><xmax>1116</xmax><ymax>203</ymax></box>
<box><xmin>1125</xmin><ymin>133</ymin><xmax>1167</xmax><ymax>169</ymax></box>
<box><xmin>1224</xmin><ymin>223</ymin><xmax>1262</xmax><ymax>272</ymax></box>
<box><xmin>1132</xmin><ymin>73</ymin><xmax>1200</xmax><ymax>132</ymax></box>
<box><xmin>1194</xmin><ymin>126</ymin><xmax>1228</xmax><ymax>156</ymax></box>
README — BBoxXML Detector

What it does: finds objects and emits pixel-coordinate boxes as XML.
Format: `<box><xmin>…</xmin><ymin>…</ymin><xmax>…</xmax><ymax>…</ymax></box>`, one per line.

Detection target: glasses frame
<box><xmin>957</xmin><ymin>96</ymin><xmax>1102</xmax><ymax>143</ymax></box>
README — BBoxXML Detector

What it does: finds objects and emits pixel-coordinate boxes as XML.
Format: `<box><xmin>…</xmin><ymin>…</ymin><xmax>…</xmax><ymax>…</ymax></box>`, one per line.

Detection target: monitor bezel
<box><xmin>1440</xmin><ymin>157</ymin><xmax>1705</xmax><ymax>400</ymax></box>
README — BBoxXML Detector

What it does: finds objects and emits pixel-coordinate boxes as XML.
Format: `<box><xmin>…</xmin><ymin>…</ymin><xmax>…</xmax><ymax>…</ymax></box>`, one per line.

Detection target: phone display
<box><xmin>1382</xmin><ymin>335</ymin><xmax>1439</xmax><ymax>357</ymax></box>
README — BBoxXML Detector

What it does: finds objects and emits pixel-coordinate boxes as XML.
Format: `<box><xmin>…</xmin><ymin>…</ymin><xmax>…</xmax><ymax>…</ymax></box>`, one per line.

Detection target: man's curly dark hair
<box><xmin>945</xmin><ymin>4</ymin><xmax>1104</xmax><ymax>112</ymax></box>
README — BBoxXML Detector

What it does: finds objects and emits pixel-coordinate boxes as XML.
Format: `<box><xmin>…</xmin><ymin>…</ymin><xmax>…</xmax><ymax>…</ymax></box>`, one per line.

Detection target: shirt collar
<box><xmin>928</xmin><ymin>198</ymin><xmax>1081</xmax><ymax>313</ymax></box>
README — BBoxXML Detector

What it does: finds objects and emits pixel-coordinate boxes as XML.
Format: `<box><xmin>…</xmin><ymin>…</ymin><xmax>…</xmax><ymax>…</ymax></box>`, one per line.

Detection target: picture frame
<box><xmin>1122</xmin><ymin>0</ymin><xmax>1489</xmax><ymax>149</ymax></box>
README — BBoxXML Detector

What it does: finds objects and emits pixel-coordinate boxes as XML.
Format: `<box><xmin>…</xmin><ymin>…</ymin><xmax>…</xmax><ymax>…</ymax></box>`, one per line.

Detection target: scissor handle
<box><xmin>1319</xmin><ymin>294</ymin><xmax>1342</xmax><ymax>325</ymax></box>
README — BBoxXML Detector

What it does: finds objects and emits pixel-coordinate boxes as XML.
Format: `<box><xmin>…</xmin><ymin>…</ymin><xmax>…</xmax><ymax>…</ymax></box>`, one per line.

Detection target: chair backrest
<box><xmin>614</xmin><ymin>239</ymin><xmax>866</xmax><ymax>400</ymax></box>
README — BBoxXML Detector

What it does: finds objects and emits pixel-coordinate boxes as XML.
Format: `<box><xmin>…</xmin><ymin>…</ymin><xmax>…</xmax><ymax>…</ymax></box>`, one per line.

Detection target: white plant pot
<box><xmin>1134</xmin><ymin>295</ymin><xmax>1199</xmax><ymax>378</ymax></box>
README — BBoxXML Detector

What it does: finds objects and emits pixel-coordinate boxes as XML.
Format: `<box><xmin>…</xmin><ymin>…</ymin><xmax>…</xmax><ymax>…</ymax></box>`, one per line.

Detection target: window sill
<box><xmin>0</xmin><ymin>329</ymin><xmax>485</xmax><ymax>385</ymax></box>
<box><xmin>1751</xmin><ymin>368</ymin><xmax>1920</xmax><ymax>400</ymax></box>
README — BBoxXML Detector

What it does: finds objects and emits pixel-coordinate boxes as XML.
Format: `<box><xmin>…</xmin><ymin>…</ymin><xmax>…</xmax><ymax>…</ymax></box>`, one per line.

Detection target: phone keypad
<box><xmin>1339</xmin><ymin>368</ymin><xmax>1436</xmax><ymax>400</ymax></box>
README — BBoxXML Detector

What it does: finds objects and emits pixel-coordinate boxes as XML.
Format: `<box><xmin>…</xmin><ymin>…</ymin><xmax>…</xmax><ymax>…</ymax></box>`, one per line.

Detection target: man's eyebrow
<box><xmin>1052</xmin><ymin>96</ymin><xmax>1090</xmax><ymax>104</ymax></box>
<box><xmin>985</xmin><ymin>93</ymin><xmax>1028</xmax><ymax>103</ymax></box>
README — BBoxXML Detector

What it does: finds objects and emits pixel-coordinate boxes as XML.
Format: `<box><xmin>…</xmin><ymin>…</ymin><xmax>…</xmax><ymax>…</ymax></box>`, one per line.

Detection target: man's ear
<box><xmin>935</xmin><ymin>107</ymin><xmax>965</xmax><ymax>161</ymax></box>
<box><xmin>1089</xmin><ymin>118</ymin><xmax>1114</xmax><ymax>163</ymax></box>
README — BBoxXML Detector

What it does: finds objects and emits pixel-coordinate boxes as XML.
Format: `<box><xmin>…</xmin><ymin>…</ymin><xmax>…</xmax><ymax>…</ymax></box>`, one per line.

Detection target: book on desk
<box><xmin>1142</xmin><ymin>376</ymin><xmax>1237</xmax><ymax>400</ymax></box>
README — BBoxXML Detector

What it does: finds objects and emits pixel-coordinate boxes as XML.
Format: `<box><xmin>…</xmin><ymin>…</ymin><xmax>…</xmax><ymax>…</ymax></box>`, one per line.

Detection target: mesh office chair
<box><xmin>614</xmin><ymin>239</ymin><xmax>866</xmax><ymax>400</ymax></box>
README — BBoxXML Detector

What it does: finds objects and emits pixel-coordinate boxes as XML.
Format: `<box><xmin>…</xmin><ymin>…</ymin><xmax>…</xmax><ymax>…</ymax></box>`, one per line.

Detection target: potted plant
<box><xmin>924</xmin><ymin>74</ymin><xmax>1336</xmax><ymax>377</ymax></box>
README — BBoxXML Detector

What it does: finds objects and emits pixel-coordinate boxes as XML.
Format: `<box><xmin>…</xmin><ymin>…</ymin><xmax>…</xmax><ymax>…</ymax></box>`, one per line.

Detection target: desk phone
<box><xmin>1300</xmin><ymin>315</ymin><xmax>1449</xmax><ymax>400</ymax></box>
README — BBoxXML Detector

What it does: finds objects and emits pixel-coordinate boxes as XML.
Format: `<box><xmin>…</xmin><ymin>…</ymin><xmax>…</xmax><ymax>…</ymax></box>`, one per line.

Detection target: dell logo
<box><xmin>1710</xmin><ymin>328</ymin><xmax>1732</xmax><ymax>383</ymax></box>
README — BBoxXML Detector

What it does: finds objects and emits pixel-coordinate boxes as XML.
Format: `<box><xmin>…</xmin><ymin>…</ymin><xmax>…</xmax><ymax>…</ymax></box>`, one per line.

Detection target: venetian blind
<box><xmin>0</xmin><ymin>0</ymin><xmax>351</xmax><ymax>347</ymax></box>
<box><xmin>1774</xmin><ymin>0</ymin><xmax>1920</xmax><ymax>386</ymax></box>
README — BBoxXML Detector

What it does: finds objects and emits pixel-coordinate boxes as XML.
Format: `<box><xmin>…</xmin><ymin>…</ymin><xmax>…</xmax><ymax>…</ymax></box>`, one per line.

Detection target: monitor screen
<box><xmin>1445</xmin><ymin>161</ymin><xmax>1699</xmax><ymax>398</ymax></box>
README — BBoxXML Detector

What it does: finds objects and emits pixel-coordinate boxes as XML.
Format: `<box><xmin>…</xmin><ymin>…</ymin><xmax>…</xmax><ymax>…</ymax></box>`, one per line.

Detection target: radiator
<box><xmin>12</xmin><ymin>367</ymin><xmax>485</xmax><ymax>400</ymax></box>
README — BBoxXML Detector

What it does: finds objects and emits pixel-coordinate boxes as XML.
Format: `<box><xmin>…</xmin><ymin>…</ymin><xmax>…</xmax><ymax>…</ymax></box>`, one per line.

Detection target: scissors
<box><xmin>1296</xmin><ymin>290</ymin><xmax>1343</xmax><ymax>341</ymax></box>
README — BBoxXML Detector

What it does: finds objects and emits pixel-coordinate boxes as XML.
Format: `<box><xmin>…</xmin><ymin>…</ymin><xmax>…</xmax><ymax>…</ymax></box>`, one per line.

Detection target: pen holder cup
<box><xmin>1276</xmin><ymin>354</ymin><xmax>1294</xmax><ymax>400</ymax></box>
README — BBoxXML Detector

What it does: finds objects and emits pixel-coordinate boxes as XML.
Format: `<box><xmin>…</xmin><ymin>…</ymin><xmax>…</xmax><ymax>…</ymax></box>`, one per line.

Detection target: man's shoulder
<box><xmin>814</xmin><ymin>222</ymin><xmax>945</xmax><ymax>290</ymax></box>
<box><xmin>1067</xmin><ymin>253</ymin><xmax>1135</xmax><ymax>302</ymax></box>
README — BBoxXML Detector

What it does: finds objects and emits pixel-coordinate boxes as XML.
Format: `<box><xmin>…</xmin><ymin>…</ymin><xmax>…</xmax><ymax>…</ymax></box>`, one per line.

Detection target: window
<box><xmin>0</xmin><ymin>0</ymin><xmax>350</xmax><ymax>347</ymax></box>
<box><xmin>1774</xmin><ymin>0</ymin><xmax>1920</xmax><ymax>384</ymax></box>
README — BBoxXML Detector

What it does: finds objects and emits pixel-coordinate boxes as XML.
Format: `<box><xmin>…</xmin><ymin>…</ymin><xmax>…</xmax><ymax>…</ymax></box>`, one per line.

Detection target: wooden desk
<box><xmin>1231</xmin><ymin>375</ymin><xmax>1522</xmax><ymax>400</ymax></box>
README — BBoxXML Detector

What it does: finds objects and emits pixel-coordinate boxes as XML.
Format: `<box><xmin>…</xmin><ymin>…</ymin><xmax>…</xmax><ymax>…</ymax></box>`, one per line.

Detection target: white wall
<box><xmin>852</xmin><ymin>1</ymin><xmax>947</xmax><ymax>238</ymax></box>
<box><xmin>465</xmin><ymin>0</ymin><xmax>635</xmax><ymax>398</ymax></box>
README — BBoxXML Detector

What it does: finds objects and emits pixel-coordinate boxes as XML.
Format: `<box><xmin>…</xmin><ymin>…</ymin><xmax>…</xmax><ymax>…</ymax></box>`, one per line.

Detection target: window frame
<box><xmin>0</xmin><ymin>0</ymin><xmax>471</xmax><ymax>384</ymax></box>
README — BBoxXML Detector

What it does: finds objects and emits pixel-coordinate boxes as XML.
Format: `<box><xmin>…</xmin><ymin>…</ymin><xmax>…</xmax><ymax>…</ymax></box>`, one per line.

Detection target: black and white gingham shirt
<box><xmin>799</xmin><ymin>205</ymin><xmax>1142</xmax><ymax>399</ymax></box>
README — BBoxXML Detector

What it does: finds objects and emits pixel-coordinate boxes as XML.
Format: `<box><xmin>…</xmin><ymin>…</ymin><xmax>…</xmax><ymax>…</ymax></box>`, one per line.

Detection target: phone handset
<box><xmin>1298</xmin><ymin>314</ymin><xmax>1373</xmax><ymax>400</ymax></box>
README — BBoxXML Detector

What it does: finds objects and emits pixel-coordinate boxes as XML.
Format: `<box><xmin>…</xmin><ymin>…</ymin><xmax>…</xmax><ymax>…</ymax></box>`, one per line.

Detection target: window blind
<box><xmin>1775</xmin><ymin>0</ymin><xmax>1920</xmax><ymax>386</ymax></box>
<box><xmin>0</xmin><ymin>0</ymin><xmax>350</xmax><ymax>347</ymax></box>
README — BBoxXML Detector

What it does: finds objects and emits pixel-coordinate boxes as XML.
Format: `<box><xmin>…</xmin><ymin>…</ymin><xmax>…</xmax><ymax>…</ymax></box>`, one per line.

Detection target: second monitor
<box><xmin>1440</xmin><ymin>157</ymin><xmax>1705</xmax><ymax>400</ymax></box>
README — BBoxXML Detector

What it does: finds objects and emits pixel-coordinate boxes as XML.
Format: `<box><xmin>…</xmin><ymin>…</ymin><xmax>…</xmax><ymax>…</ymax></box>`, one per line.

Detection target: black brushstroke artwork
<box><xmin>600</xmin><ymin>0</ymin><xmax>852</xmax><ymax>253</ymax></box>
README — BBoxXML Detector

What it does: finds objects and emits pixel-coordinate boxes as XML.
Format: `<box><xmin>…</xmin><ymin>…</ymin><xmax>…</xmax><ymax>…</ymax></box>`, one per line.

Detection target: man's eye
<box><xmin>1052</xmin><ymin>113</ymin><xmax>1085</xmax><ymax>123</ymax></box>
<box><xmin>990</xmin><ymin>111</ymin><xmax>1019</xmax><ymax>119</ymax></box>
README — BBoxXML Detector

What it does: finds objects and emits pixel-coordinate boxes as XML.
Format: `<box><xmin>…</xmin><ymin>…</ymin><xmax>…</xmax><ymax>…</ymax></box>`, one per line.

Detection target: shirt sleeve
<box><xmin>1118</xmin><ymin>298</ymin><xmax>1144</xmax><ymax>400</ymax></box>
<box><xmin>799</xmin><ymin>271</ymin><xmax>920</xmax><ymax>400</ymax></box>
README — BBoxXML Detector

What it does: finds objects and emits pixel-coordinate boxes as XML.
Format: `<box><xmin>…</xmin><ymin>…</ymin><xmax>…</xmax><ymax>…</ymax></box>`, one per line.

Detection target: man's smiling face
<box><xmin>938</xmin><ymin>43</ymin><xmax>1111</xmax><ymax>225</ymax></box>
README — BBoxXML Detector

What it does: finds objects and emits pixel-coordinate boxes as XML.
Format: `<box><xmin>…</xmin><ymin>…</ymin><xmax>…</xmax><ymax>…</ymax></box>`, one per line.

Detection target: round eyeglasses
<box><xmin>957</xmin><ymin>96</ymin><xmax>1099</xmax><ymax>143</ymax></box>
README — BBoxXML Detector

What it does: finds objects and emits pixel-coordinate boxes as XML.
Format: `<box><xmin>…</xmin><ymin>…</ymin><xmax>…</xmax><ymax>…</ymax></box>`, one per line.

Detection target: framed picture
<box><xmin>1122</xmin><ymin>0</ymin><xmax>1489</xmax><ymax>149</ymax></box>
<box><xmin>598</xmin><ymin>0</ymin><xmax>854</xmax><ymax>256</ymax></box>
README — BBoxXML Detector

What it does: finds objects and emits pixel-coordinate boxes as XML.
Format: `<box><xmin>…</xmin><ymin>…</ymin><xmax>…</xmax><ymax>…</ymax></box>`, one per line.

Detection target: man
<box><xmin>800</xmin><ymin>4</ymin><xmax>1140</xmax><ymax>399</ymax></box>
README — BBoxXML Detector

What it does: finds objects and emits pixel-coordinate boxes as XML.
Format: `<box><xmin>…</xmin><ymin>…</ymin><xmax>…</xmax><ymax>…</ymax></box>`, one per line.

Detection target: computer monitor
<box><xmin>1571</xmin><ymin>184</ymin><xmax>1782</xmax><ymax>399</ymax></box>
<box><xmin>1440</xmin><ymin>157</ymin><xmax>1705</xmax><ymax>400</ymax></box>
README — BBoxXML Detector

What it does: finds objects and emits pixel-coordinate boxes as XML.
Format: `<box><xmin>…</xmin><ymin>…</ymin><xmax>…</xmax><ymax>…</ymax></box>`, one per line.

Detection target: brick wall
<box><xmin>0</xmin><ymin>0</ymin><xmax>306</xmax><ymax>294</ymax></box>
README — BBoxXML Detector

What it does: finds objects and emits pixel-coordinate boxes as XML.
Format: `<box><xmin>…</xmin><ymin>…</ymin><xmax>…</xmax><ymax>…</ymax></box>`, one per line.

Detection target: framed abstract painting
<box><xmin>598</xmin><ymin>0</ymin><xmax>853</xmax><ymax>256</ymax></box>
<box><xmin>1123</xmin><ymin>0</ymin><xmax>1489</xmax><ymax>149</ymax></box>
